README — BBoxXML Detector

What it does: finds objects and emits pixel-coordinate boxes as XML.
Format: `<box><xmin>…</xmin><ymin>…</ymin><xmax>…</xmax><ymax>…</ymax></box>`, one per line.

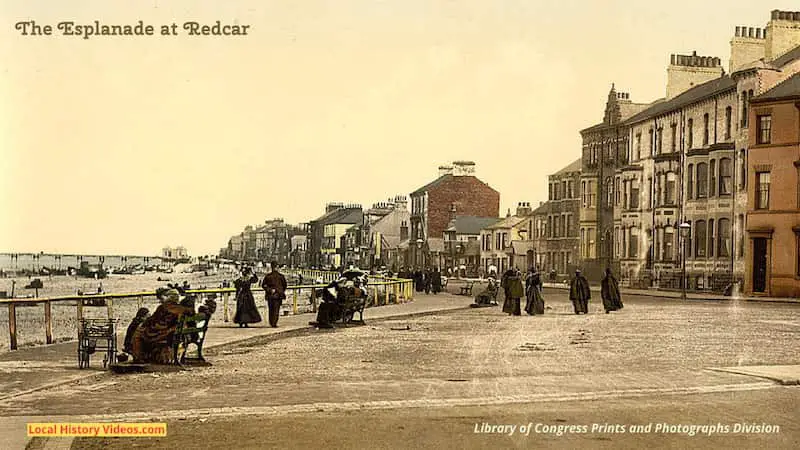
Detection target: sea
<box><xmin>0</xmin><ymin>253</ymin><xmax>166</xmax><ymax>271</ymax></box>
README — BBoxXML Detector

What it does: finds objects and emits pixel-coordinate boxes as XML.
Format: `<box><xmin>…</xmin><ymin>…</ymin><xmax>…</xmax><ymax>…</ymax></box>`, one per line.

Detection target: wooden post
<box><xmin>223</xmin><ymin>292</ymin><xmax>229</xmax><ymax>322</ymax></box>
<box><xmin>292</xmin><ymin>288</ymin><xmax>298</xmax><ymax>314</ymax></box>
<box><xmin>77</xmin><ymin>299</ymin><xmax>83</xmax><ymax>323</ymax></box>
<box><xmin>373</xmin><ymin>285</ymin><xmax>379</xmax><ymax>306</ymax></box>
<box><xmin>8</xmin><ymin>303</ymin><xmax>17</xmax><ymax>350</ymax></box>
<box><xmin>44</xmin><ymin>301</ymin><xmax>53</xmax><ymax>344</ymax></box>
<box><xmin>311</xmin><ymin>287</ymin><xmax>317</xmax><ymax>313</ymax></box>
<box><xmin>106</xmin><ymin>298</ymin><xmax>113</xmax><ymax>320</ymax></box>
<box><xmin>394</xmin><ymin>283</ymin><xmax>398</xmax><ymax>304</ymax></box>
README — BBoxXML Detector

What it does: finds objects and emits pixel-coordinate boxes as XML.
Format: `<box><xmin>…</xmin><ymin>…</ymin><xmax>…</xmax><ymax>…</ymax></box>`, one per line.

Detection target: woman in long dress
<box><xmin>233</xmin><ymin>267</ymin><xmax>262</xmax><ymax>327</ymax></box>
<box><xmin>525</xmin><ymin>268</ymin><xmax>545</xmax><ymax>315</ymax></box>
<box><xmin>130</xmin><ymin>288</ymin><xmax>194</xmax><ymax>364</ymax></box>
<box><xmin>501</xmin><ymin>268</ymin><xmax>524</xmax><ymax>316</ymax></box>
<box><xmin>601</xmin><ymin>268</ymin><xmax>624</xmax><ymax>313</ymax></box>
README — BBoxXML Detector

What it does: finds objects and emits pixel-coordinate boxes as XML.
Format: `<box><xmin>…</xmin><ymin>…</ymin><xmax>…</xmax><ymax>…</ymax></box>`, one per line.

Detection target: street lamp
<box><xmin>679</xmin><ymin>222</ymin><xmax>691</xmax><ymax>300</ymax></box>
<box><xmin>416</xmin><ymin>238</ymin><xmax>424</xmax><ymax>268</ymax></box>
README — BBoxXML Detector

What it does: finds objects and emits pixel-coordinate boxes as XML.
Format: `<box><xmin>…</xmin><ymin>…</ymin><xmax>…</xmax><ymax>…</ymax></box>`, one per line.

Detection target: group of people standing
<box><xmin>397</xmin><ymin>267</ymin><xmax>443</xmax><ymax>294</ymax></box>
<box><xmin>491</xmin><ymin>266</ymin><xmax>624</xmax><ymax>316</ymax></box>
<box><xmin>231</xmin><ymin>262</ymin><xmax>288</xmax><ymax>328</ymax></box>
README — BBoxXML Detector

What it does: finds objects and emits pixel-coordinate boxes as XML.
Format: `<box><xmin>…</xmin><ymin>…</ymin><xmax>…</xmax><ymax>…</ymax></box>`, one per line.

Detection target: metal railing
<box><xmin>0</xmin><ymin>270</ymin><xmax>414</xmax><ymax>351</ymax></box>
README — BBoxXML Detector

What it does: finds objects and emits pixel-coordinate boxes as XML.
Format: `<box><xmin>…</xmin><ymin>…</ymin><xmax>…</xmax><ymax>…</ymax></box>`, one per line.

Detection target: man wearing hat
<box><xmin>569</xmin><ymin>269</ymin><xmax>591</xmax><ymax>314</ymax></box>
<box><xmin>261</xmin><ymin>261</ymin><xmax>288</xmax><ymax>327</ymax></box>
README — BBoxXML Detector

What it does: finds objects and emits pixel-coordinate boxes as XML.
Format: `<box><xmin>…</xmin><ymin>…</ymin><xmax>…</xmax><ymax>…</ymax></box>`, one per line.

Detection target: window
<box><xmin>725</xmin><ymin>106</ymin><xmax>732</xmax><ymax>139</ymax></box>
<box><xmin>687</xmin><ymin>119</ymin><xmax>694</xmax><ymax>148</ymax></box>
<box><xmin>686</xmin><ymin>220</ymin><xmax>693</xmax><ymax>258</ymax></box>
<box><xmin>738</xmin><ymin>214</ymin><xmax>745</xmax><ymax>258</ymax></box>
<box><xmin>562</xmin><ymin>181</ymin><xmax>567</xmax><ymax>200</ymax></box>
<box><xmin>687</xmin><ymin>164</ymin><xmax>694</xmax><ymax>200</ymax></box>
<box><xmin>741</xmin><ymin>90</ymin><xmax>749</xmax><ymax>128</ymax></box>
<box><xmin>588</xmin><ymin>180</ymin><xmax>596</xmax><ymax>207</ymax></box>
<box><xmin>635</xmin><ymin>133</ymin><xmax>641</xmax><ymax>160</ymax></box>
<box><xmin>703</xmin><ymin>113</ymin><xmax>710</xmax><ymax>146</ymax></box>
<box><xmin>580</xmin><ymin>228</ymin><xmax>586</xmax><ymax>257</ymax></box>
<box><xmin>606</xmin><ymin>177</ymin><xmax>614</xmax><ymax>208</ymax></box>
<box><xmin>757</xmin><ymin>114</ymin><xmax>772</xmax><ymax>144</ymax></box>
<box><xmin>670</xmin><ymin>123</ymin><xmax>677</xmax><ymax>152</ymax></box>
<box><xmin>739</xmin><ymin>149</ymin><xmax>746</xmax><ymax>191</ymax></box>
<box><xmin>664</xmin><ymin>226</ymin><xmax>674</xmax><ymax>261</ymax></box>
<box><xmin>695</xmin><ymin>220</ymin><xmax>707</xmax><ymax>257</ymax></box>
<box><xmin>718</xmin><ymin>218</ymin><xmax>731</xmax><ymax>258</ymax></box>
<box><xmin>630</xmin><ymin>179</ymin><xmax>640</xmax><ymax>209</ymax></box>
<box><xmin>614</xmin><ymin>227</ymin><xmax>620</xmax><ymax>258</ymax></box>
<box><xmin>666</xmin><ymin>172</ymin><xmax>676</xmax><ymax>205</ymax></box>
<box><xmin>649</xmin><ymin>128</ymin><xmax>654</xmax><ymax>155</ymax></box>
<box><xmin>657</xmin><ymin>127</ymin><xmax>663</xmax><ymax>154</ymax></box>
<box><xmin>709</xmin><ymin>219</ymin><xmax>715</xmax><ymax>257</ymax></box>
<box><xmin>630</xmin><ymin>227</ymin><xmax>639</xmax><ymax>258</ymax></box>
<box><xmin>719</xmin><ymin>158</ymin><xmax>732</xmax><ymax>195</ymax></box>
<box><xmin>581</xmin><ymin>181</ymin><xmax>587</xmax><ymax>208</ymax></box>
<box><xmin>561</xmin><ymin>215</ymin><xmax>567</xmax><ymax>238</ymax></box>
<box><xmin>588</xmin><ymin>228</ymin><xmax>595</xmax><ymax>259</ymax></box>
<box><xmin>756</xmin><ymin>172</ymin><xmax>770</xmax><ymax>209</ymax></box>
<box><xmin>547</xmin><ymin>216</ymin><xmax>552</xmax><ymax>238</ymax></box>
<box><xmin>696</xmin><ymin>163</ymin><xmax>708</xmax><ymax>198</ymax></box>
<box><xmin>653</xmin><ymin>175</ymin><xmax>660</xmax><ymax>208</ymax></box>
<box><xmin>710</xmin><ymin>160</ymin><xmax>717</xmax><ymax>197</ymax></box>
<box><xmin>615</xmin><ymin>177</ymin><xmax>621</xmax><ymax>205</ymax></box>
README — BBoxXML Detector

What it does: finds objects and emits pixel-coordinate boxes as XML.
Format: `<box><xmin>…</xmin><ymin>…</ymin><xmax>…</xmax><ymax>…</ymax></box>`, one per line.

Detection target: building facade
<box><xmin>578</xmin><ymin>9</ymin><xmax>800</xmax><ymax>291</ymax></box>
<box><xmin>409</xmin><ymin>161</ymin><xmax>500</xmax><ymax>269</ymax></box>
<box><xmin>745</xmin><ymin>73</ymin><xmax>800</xmax><ymax>297</ymax></box>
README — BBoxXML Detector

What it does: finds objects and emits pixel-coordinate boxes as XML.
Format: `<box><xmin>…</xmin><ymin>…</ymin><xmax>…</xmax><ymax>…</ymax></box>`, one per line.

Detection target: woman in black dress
<box><xmin>233</xmin><ymin>267</ymin><xmax>262</xmax><ymax>327</ymax></box>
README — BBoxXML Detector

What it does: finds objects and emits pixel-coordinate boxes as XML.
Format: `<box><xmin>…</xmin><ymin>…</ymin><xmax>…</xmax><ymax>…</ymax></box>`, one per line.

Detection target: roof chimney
<box><xmin>452</xmin><ymin>161</ymin><xmax>476</xmax><ymax>177</ymax></box>
<box><xmin>438</xmin><ymin>165</ymin><xmax>453</xmax><ymax>177</ymax></box>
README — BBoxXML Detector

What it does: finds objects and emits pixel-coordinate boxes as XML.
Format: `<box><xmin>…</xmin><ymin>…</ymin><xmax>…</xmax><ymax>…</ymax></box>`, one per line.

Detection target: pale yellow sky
<box><xmin>1</xmin><ymin>1</ymin><xmax>796</xmax><ymax>256</ymax></box>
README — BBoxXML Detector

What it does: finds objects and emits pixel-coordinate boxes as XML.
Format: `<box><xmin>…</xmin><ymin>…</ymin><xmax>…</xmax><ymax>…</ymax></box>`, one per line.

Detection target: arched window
<box><xmin>687</xmin><ymin>164</ymin><xmax>694</xmax><ymax>200</ymax></box>
<box><xmin>719</xmin><ymin>158</ymin><xmax>732</xmax><ymax>195</ymax></box>
<box><xmin>606</xmin><ymin>177</ymin><xmax>614</xmax><ymax>207</ymax></box>
<box><xmin>718</xmin><ymin>218</ymin><xmax>731</xmax><ymax>257</ymax></box>
<box><xmin>686</xmin><ymin>220</ymin><xmax>693</xmax><ymax>258</ymax></box>
<box><xmin>696</xmin><ymin>163</ymin><xmax>708</xmax><ymax>198</ymax></box>
<box><xmin>695</xmin><ymin>220</ymin><xmax>707</xmax><ymax>257</ymax></box>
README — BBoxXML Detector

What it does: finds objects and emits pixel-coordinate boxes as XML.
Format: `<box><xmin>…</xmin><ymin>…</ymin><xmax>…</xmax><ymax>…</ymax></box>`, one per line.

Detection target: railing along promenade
<box><xmin>0</xmin><ymin>269</ymin><xmax>414</xmax><ymax>351</ymax></box>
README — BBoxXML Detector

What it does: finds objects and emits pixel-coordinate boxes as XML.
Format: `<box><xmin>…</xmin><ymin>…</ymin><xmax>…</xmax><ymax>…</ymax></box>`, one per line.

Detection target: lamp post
<box><xmin>416</xmin><ymin>238</ymin><xmax>424</xmax><ymax>268</ymax></box>
<box><xmin>679</xmin><ymin>222</ymin><xmax>691</xmax><ymax>300</ymax></box>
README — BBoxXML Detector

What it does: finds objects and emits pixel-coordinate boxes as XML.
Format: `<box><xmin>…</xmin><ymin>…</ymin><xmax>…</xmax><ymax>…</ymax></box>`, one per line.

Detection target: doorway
<box><xmin>752</xmin><ymin>238</ymin><xmax>768</xmax><ymax>293</ymax></box>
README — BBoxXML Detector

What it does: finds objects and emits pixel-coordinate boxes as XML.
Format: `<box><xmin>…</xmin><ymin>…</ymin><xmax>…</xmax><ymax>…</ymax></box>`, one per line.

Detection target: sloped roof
<box><xmin>312</xmin><ymin>207</ymin><xmax>362</xmax><ymax>225</ymax></box>
<box><xmin>771</xmin><ymin>44</ymin><xmax>800</xmax><ymax>68</ymax></box>
<box><xmin>445</xmin><ymin>216</ymin><xmax>501</xmax><ymax>235</ymax></box>
<box><xmin>487</xmin><ymin>215</ymin><xmax>527</xmax><ymax>230</ymax></box>
<box><xmin>510</xmin><ymin>240</ymin><xmax>536</xmax><ymax>254</ymax></box>
<box><xmin>531</xmin><ymin>202</ymin><xmax>550</xmax><ymax>215</ymax></box>
<box><xmin>553</xmin><ymin>158</ymin><xmax>582</xmax><ymax>176</ymax></box>
<box><xmin>752</xmin><ymin>72</ymin><xmax>800</xmax><ymax>103</ymax></box>
<box><xmin>410</xmin><ymin>174</ymin><xmax>452</xmax><ymax>195</ymax></box>
<box><xmin>624</xmin><ymin>75</ymin><xmax>737</xmax><ymax>125</ymax></box>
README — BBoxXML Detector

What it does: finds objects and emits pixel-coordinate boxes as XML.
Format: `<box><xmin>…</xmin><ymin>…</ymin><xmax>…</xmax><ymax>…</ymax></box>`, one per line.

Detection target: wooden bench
<box><xmin>459</xmin><ymin>281</ymin><xmax>475</xmax><ymax>296</ymax></box>
<box><xmin>339</xmin><ymin>292</ymin><xmax>366</xmax><ymax>325</ymax></box>
<box><xmin>172</xmin><ymin>312</ymin><xmax>211</xmax><ymax>366</ymax></box>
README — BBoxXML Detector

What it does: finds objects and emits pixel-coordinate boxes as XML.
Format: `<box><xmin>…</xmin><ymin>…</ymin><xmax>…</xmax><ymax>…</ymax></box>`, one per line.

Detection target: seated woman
<box><xmin>128</xmin><ymin>288</ymin><xmax>196</xmax><ymax>364</ymax></box>
<box><xmin>311</xmin><ymin>279</ymin><xmax>350</xmax><ymax>329</ymax></box>
<box><xmin>471</xmin><ymin>278</ymin><xmax>499</xmax><ymax>308</ymax></box>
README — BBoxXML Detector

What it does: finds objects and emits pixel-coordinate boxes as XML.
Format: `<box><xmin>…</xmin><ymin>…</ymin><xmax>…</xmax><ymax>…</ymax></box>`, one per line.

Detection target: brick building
<box><xmin>745</xmin><ymin>73</ymin><xmax>800</xmax><ymax>297</ymax></box>
<box><xmin>409</xmin><ymin>161</ymin><xmax>500</xmax><ymax>269</ymax></box>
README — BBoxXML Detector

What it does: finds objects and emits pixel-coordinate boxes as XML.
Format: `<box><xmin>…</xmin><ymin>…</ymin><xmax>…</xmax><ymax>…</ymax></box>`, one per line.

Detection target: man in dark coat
<box><xmin>600</xmin><ymin>268</ymin><xmax>624</xmax><ymax>313</ymax></box>
<box><xmin>431</xmin><ymin>268</ymin><xmax>442</xmax><ymax>294</ymax></box>
<box><xmin>569</xmin><ymin>269</ymin><xmax>591</xmax><ymax>314</ymax></box>
<box><xmin>261</xmin><ymin>261</ymin><xmax>288</xmax><ymax>327</ymax></box>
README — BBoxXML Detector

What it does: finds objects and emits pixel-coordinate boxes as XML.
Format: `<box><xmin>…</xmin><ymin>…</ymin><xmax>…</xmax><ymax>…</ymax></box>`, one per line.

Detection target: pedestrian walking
<box><xmin>569</xmin><ymin>269</ymin><xmax>591</xmax><ymax>314</ymax></box>
<box><xmin>601</xmin><ymin>268</ymin><xmax>624</xmax><ymax>313</ymax></box>
<box><xmin>525</xmin><ymin>267</ymin><xmax>545</xmax><ymax>315</ymax></box>
<box><xmin>261</xmin><ymin>261</ymin><xmax>288</xmax><ymax>327</ymax></box>
<box><xmin>501</xmin><ymin>267</ymin><xmax>524</xmax><ymax>316</ymax></box>
<box><xmin>233</xmin><ymin>267</ymin><xmax>262</xmax><ymax>327</ymax></box>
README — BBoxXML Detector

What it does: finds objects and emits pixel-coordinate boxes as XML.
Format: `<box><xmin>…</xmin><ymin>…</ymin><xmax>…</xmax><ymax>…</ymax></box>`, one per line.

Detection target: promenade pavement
<box><xmin>0</xmin><ymin>292</ymin><xmax>472</xmax><ymax>450</ymax></box>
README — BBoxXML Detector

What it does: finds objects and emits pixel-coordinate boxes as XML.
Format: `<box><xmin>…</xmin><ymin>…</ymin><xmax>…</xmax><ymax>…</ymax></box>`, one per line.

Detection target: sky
<box><xmin>1</xmin><ymin>0</ymin><xmax>798</xmax><ymax>256</ymax></box>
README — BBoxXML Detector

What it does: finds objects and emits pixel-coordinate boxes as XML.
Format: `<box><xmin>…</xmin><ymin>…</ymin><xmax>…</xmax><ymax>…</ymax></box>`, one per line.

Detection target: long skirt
<box><xmin>571</xmin><ymin>298</ymin><xmax>589</xmax><ymax>314</ymax></box>
<box><xmin>502</xmin><ymin>293</ymin><xmax>521</xmax><ymax>315</ymax></box>
<box><xmin>315</xmin><ymin>301</ymin><xmax>343</xmax><ymax>326</ymax></box>
<box><xmin>525</xmin><ymin>288</ymin><xmax>545</xmax><ymax>315</ymax></box>
<box><xmin>234</xmin><ymin>291</ymin><xmax>262</xmax><ymax>324</ymax></box>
